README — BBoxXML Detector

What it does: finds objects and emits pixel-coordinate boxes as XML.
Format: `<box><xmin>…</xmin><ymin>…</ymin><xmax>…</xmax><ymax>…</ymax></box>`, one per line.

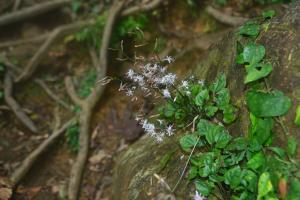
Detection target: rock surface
<box><xmin>112</xmin><ymin>2</ymin><xmax>300</xmax><ymax>200</ymax></box>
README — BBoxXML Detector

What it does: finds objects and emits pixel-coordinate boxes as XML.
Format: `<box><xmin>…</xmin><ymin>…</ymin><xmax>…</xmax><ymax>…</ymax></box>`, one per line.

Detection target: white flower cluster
<box><xmin>140</xmin><ymin>119</ymin><xmax>175</xmax><ymax>142</ymax></box>
<box><xmin>121</xmin><ymin>56</ymin><xmax>177</xmax><ymax>100</ymax></box>
<box><xmin>194</xmin><ymin>191</ymin><xmax>206</xmax><ymax>200</ymax></box>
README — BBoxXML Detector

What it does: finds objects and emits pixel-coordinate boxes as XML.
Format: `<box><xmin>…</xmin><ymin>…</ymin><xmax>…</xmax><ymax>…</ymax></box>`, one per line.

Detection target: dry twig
<box><xmin>0</xmin><ymin>34</ymin><xmax>48</xmax><ymax>49</ymax></box>
<box><xmin>0</xmin><ymin>0</ymin><xmax>71</xmax><ymax>26</ymax></box>
<box><xmin>206</xmin><ymin>6</ymin><xmax>248</xmax><ymax>26</ymax></box>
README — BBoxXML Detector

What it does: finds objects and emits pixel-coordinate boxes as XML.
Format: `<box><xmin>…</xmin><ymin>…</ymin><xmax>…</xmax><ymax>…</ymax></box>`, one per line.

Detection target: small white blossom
<box><xmin>160</xmin><ymin>67</ymin><xmax>167</xmax><ymax>73</ymax></box>
<box><xmin>157</xmin><ymin>119</ymin><xmax>164</xmax><ymax>125</ymax></box>
<box><xmin>166</xmin><ymin>125</ymin><xmax>174</xmax><ymax>136</ymax></box>
<box><xmin>163</xmin><ymin>56</ymin><xmax>174</xmax><ymax>64</ymax></box>
<box><xmin>181</xmin><ymin>80</ymin><xmax>189</xmax><ymax>89</ymax></box>
<box><xmin>185</xmin><ymin>91</ymin><xmax>191</xmax><ymax>96</ymax></box>
<box><xmin>198</xmin><ymin>80</ymin><xmax>205</xmax><ymax>86</ymax></box>
<box><xmin>194</xmin><ymin>191</ymin><xmax>206</xmax><ymax>200</ymax></box>
<box><xmin>125</xmin><ymin>90</ymin><xmax>134</xmax><ymax>96</ymax></box>
<box><xmin>141</xmin><ymin>120</ymin><xmax>156</xmax><ymax>136</ymax></box>
<box><xmin>160</xmin><ymin>73</ymin><xmax>176</xmax><ymax>85</ymax></box>
<box><xmin>126</xmin><ymin>69</ymin><xmax>135</xmax><ymax>79</ymax></box>
<box><xmin>163</xmin><ymin>89</ymin><xmax>171</xmax><ymax>98</ymax></box>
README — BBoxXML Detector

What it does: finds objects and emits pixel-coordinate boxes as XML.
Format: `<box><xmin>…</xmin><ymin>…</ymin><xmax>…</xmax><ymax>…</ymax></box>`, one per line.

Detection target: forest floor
<box><xmin>0</xmin><ymin>1</ymin><xmax>285</xmax><ymax>199</ymax></box>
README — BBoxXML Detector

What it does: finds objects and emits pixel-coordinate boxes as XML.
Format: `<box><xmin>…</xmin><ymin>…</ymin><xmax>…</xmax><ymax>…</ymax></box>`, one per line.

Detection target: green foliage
<box><xmin>66</xmin><ymin>122</ymin><xmax>80</xmax><ymax>152</ymax></box>
<box><xmin>78</xmin><ymin>69</ymin><xmax>97</xmax><ymax>98</ymax></box>
<box><xmin>115</xmin><ymin>14</ymin><xmax>148</xmax><ymax>39</ymax></box>
<box><xmin>262</xmin><ymin>10</ymin><xmax>276</xmax><ymax>19</ymax></box>
<box><xmin>246</xmin><ymin>90</ymin><xmax>291</xmax><ymax>117</ymax></box>
<box><xmin>237</xmin><ymin>22</ymin><xmax>260</xmax><ymax>37</ymax></box>
<box><xmin>295</xmin><ymin>105</ymin><xmax>300</xmax><ymax>126</ymax></box>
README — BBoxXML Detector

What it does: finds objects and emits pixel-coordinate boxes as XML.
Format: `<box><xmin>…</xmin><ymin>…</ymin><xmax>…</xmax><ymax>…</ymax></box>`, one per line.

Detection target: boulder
<box><xmin>112</xmin><ymin>2</ymin><xmax>300</xmax><ymax>200</ymax></box>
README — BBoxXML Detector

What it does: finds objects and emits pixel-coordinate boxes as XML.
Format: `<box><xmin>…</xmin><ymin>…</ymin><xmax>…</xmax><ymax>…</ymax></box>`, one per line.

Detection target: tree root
<box><xmin>67</xmin><ymin>1</ymin><xmax>126</xmax><ymax>199</ymax></box>
<box><xmin>0</xmin><ymin>34</ymin><xmax>48</xmax><ymax>49</ymax></box>
<box><xmin>16</xmin><ymin>20</ymin><xmax>92</xmax><ymax>83</ymax></box>
<box><xmin>10</xmin><ymin>117</ymin><xmax>75</xmax><ymax>185</ymax></box>
<box><xmin>206</xmin><ymin>6</ymin><xmax>248</xmax><ymax>26</ymax></box>
<box><xmin>3</xmin><ymin>72</ymin><xmax>39</xmax><ymax>133</ymax></box>
<box><xmin>0</xmin><ymin>0</ymin><xmax>71</xmax><ymax>26</ymax></box>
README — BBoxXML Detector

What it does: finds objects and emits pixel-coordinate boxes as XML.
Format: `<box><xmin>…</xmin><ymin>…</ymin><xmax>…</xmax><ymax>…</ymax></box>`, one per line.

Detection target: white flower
<box><xmin>163</xmin><ymin>56</ymin><xmax>174</xmax><ymax>64</ymax></box>
<box><xmin>157</xmin><ymin>119</ymin><xmax>164</xmax><ymax>125</ymax></box>
<box><xmin>194</xmin><ymin>191</ymin><xmax>205</xmax><ymax>200</ymax></box>
<box><xmin>126</xmin><ymin>90</ymin><xmax>134</xmax><ymax>96</ymax></box>
<box><xmin>141</xmin><ymin>120</ymin><xmax>156</xmax><ymax>135</ymax></box>
<box><xmin>166</xmin><ymin>125</ymin><xmax>174</xmax><ymax>136</ymax></box>
<box><xmin>181</xmin><ymin>80</ymin><xmax>189</xmax><ymax>89</ymax></box>
<box><xmin>160</xmin><ymin>67</ymin><xmax>167</xmax><ymax>73</ymax></box>
<box><xmin>185</xmin><ymin>91</ymin><xmax>191</xmax><ymax>96</ymax></box>
<box><xmin>198</xmin><ymin>80</ymin><xmax>205</xmax><ymax>86</ymax></box>
<box><xmin>160</xmin><ymin>73</ymin><xmax>176</xmax><ymax>85</ymax></box>
<box><xmin>126</xmin><ymin>69</ymin><xmax>135</xmax><ymax>79</ymax></box>
<box><xmin>162</xmin><ymin>89</ymin><xmax>171</xmax><ymax>98</ymax></box>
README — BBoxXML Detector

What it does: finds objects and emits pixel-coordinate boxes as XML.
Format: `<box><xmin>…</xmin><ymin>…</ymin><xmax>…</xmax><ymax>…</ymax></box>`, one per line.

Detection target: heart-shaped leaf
<box><xmin>243</xmin><ymin>43</ymin><xmax>265</xmax><ymax>65</ymax></box>
<box><xmin>244</xmin><ymin>63</ymin><xmax>273</xmax><ymax>83</ymax></box>
<box><xmin>238</xmin><ymin>22</ymin><xmax>260</xmax><ymax>37</ymax></box>
<box><xmin>246</xmin><ymin>90</ymin><xmax>292</xmax><ymax>117</ymax></box>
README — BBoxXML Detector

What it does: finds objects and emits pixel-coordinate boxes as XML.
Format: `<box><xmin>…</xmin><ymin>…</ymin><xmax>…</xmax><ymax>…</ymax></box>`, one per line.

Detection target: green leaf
<box><xmin>243</xmin><ymin>43</ymin><xmax>265</xmax><ymax>65</ymax></box>
<box><xmin>222</xmin><ymin>104</ymin><xmax>236</xmax><ymax>124</ymax></box>
<box><xmin>258</xmin><ymin>172</ymin><xmax>273</xmax><ymax>199</ymax></box>
<box><xmin>226</xmin><ymin>137</ymin><xmax>247</xmax><ymax>151</ymax></box>
<box><xmin>286</xmin><ymin>178</ymin><xmax>300</xmax><ymax>200</ymax></box>
<box><xmin>238</xmin><ymin>22</ymin><xmax>260</xmax><ymax>37</ymax></box>
<box><xmin>197</xmin><ymin>120</ymin><xmax>231</xmax><ymax>148</ymax></box>
<box><xmin>262</xmin><ymin>10</ymin><xmax>276</xmax><ymax>19</ymax></box>
<box><xmin>210</xmin><ymin>74</ymin><xmax>226</xmax><ymax>93</ymax></box>
<box><xmin>187</xmin><ymin>166</ymin><xmax>198</xmax><ymax>180</ymax></box>
<box><xmin>247</xmin><ymin>152</ymin><xmax>265</xmax><ymax>170</ymax></box>
<box><xmin>195</xmin><ymin>89</ymin><xmax>209</xmax><ymax>108</ymax></box>
<box><xmin>295</xmin><ymin>105</ymin><xmax>300</xmax><ymax>126</ymax></box>
<box><xmin>205</xmin><ymin>105</ymin><xmax>218</xmax><ymax>117</ymax></box>
<box><xmin>195</xmin><ymin>180</ymin><xmax>213</xmax><ymax>197</ymax></box>
<box><xmin>0</xmin><ymin>91</ymin><xmax>3</xmax><ymax>99</ymax></box>
<box><xmin>180</xmin><ymin>134</ymin><xmax>199</xmax><ymax>152</ymax></box>
<box><xmin>246</xmin><ymin>90</ymin><xmax>292</xmax><ymax>117</ymax></box>
<box><xmin>287</xmin><ymin>136</ymin><xmax>297</xmax><ymax>158</ymax></box>
<box><xmin>268</xmin><ymin>147</ymin><xmax>285</xmax><ymax>159</ymax></box>
<box><xmin>243</xmin><ymin>170</ymin><xmax>258</xmax><ymax>192</ymax></box>
<box><xmin>163</xmin><ymin>103</ymin><xmax>176</xmax><ymax>118</ymax></box>
<box><xmin>249</xmin><ymin>116</ymin><xmax>274</xmax><ymax>145</ymax></box>
<box><xmin>244</xmin><ymin>62</ymin><xmax>273</xmax><ymax>83</ymax></box>
<box><xmin>224</xmin><ymin>166</ymin><xmax>242</xmax><ymax>189</ymax></box>
<box><xmin>215</xmin><ymin>88</ymin><xmax>230</xmax><ymax>108</ymax></box>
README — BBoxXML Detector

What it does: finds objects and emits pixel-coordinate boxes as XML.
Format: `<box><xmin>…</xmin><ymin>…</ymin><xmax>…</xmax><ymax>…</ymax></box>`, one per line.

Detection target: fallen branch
<box><xmin>16</xmin><ymin>20</ymin><xmax>92</xmax><ymax>82</ymax></box>
<box><xmin>10</xmin><ymin>117</ymin><xmax>75</xmax><ymax>185</ymax></box>
<box><xmin>67</xmin><ymin>1</ymin><xmax>126</xmax><ymax>199</ymax></box>
<box><xmin>0</xmin><ymin>0</ymin><xmax>71</xmax><ymax>26</ymax></box>
<box><xmin>206</xmin><ymin>6</ymin><xmax>248</xmax><ymax>26</ymax></box>
<box><xmin>4</xmin><ymin>72</ymin><xmax>39</xmax><ymax>133</ymax></box>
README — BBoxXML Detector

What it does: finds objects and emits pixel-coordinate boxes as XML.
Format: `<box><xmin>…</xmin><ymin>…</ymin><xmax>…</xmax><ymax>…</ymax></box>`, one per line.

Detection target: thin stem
<box><xmin>171</xmin><ymin>135</ymin><xmax>200</xmax><ymax>193</ymax></box>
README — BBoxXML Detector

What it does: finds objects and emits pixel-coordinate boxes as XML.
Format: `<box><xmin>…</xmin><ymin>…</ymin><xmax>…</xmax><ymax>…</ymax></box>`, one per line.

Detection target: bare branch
<box><xmin>0</xmin><ymin>0</ymin><xmax>71</xmax><ymax>26</ymax></box>
<box><xmin>10</xmin><ymin>118</ymin><xmax>75</xmax><ymax>185</ymax></box>
<box><xmin>4</xmin><ymin>72</ymin><xmax>38</xmax><ymax>133</ymax></box>
<box><xmin>206</xmin><ymin>6</ymin><xmax>248</xmax><ymax>26</ymax></box>
<box><xmin>64</xmin><ymin>76</ymin><xmax>84</xmax><ymax>106</ymax></box>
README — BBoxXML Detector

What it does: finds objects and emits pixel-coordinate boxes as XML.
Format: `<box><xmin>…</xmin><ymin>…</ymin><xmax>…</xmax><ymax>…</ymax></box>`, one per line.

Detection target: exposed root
<box><xmin>64</xmin><ymin>76</ymin><xmax>84</xmax><ymax>106</ymax></box>
<box><xmin>121</xmin><ymin>0</ymin><xmax>165</xmax><ymax>16</ymax></box>
<box><xmin>16</xmin><ymin>20</ymin><xmax>92</xmax><ymax>83</ymax></box>
<box><xmin>10</xmin><ymin>117</ymin><xmax>75</xmax><ymax>185</ymax></box>
<box><xmin>0</xmin><ymin>0</ymin><xmax>71</xmax><ymax>26</ymax></box>
<box><xmin>35</xmin><ymin>79</ymin><xmax>72</xmax><ymax>111</ymax></box>
<box><xmin>3</xmin><ymin>72</ymin><xmax>39</xmax><ymax>133</ymax></box>
<box><xmin>0</xmin><ymin>34</ymin><xmax>48</xmax><ymax>49</ymax></box>
<box><xmin>206</xmin><ymin>6</ymin><xmax>248</xmax><ymax>26</ymax></box>
<box><xmin>67</xmin><ymin>1</ymin><xmax>126</xmax><ymax>199</ymax></box>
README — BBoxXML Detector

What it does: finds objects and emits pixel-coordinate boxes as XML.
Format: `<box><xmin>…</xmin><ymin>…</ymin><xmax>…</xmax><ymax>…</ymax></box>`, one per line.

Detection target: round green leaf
<box><xmin>243</xmin><ymin>43</ymin><xmax>265</xmax><ymax>65</ymax></box>
<box><xmin>244</xmin><ymin>63</ymin><xmax>273</xmax><ymax>84</ymax></box>
<box><xmin>246</xmin><ymin>90</ymin><xmax>292</xmax><ymax>117</ymax></box>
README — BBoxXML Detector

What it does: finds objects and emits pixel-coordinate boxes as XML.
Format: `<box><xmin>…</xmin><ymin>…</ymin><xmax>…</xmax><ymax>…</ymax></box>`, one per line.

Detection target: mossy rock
<box><xmin>112</xmin><ymin>2</ymin><xmax>300</xmax><ymax>200</ymax></box>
